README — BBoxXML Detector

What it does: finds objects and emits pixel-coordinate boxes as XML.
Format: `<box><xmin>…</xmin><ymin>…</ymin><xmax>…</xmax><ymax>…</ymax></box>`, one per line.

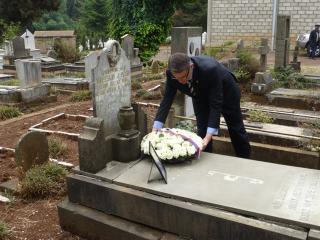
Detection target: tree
<box><xmin>77</xmin><ymin>0</ymin><xmax>110</xmax><ymax>49</ymax></box>
<box><xmin>0</xmin><ymin>20</ymin><xmax>20</xmax><ymax>45</ymax></box>
<box><xmin>66</xmin><ymin>0</ymin><xmax>81</xmax><ymax>20</ymax></box>
<box><xmin>109</xmin><ymin>0</ymin><xmax>182</xmax><ymax>61</ymax></box>
<box><xmin>0</xmin><ymin>0</ymin><xmax>60</xmax><ymax>30</ymax></box>
<box><xmin>173</xmin><ymin>0</ymin><xmax>207</xmax><ymax>31</ymax></box>
<box><xmin>33</xmin><ymin>0</ymin><xmax>74</xmax><ymax>30</ymax></box>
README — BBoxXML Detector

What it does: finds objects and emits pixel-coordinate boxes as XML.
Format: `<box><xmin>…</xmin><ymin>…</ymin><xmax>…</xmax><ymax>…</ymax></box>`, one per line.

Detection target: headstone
<box><xmin>275</xmin><ymin>15</ymin><xmax>291</xmax><ymax>70</ymax></box>
<box><xmin>289</xmin><ymin>46</ymin><xmax>301</xmax><ymax>72</ymax></box>
<box><xmin>258</xmin><ymin>38</ymin><xmax>270</xmax><ymax>72</ymax></box>
<box><xmin>4</xmin><ymin>41</ymin><xmax>13</xmax><ymax>56</ymax></box>
<box><xmin>228</xmin><ymin>58</ymin><xmax>240</xmax><ymax>72</ymax></box>
<box><xmin>15</xmin><ymin>59</ymin><xmax>42</xmax><ymax>88</ymax></box>
<box><xmin>92</xmin><ymin>39</ymin><xmax>131</xmax><ymax>136</ymax></box>
<box><xmin>12</xmin><ymin>36</ymin><xmax>30</xmax><ymax>58</ymax></box>
<box><xmin>151</xmin><ymin>60</ymin><xmax>160</xmax><ymax>74</ymax></box>
<box><xmin>84</xmin><ymin>50</ymin><xmax>100</xmax><ymax>84</ymax></box>
<box><xmin>236</xmin><ymin>39</ymin><xmax>244</xmax><ymax>51</ymax></box>
<box><xmin>171</xmin><ymin>27</ymin><xmax>202</xmax><ymax>117</ymax></box>
<box><xmin>251</xmin><ymin>72</ymin><xmax>274</xmax><ymax>95</ymax></box>
<box><xmin>21</xmin><ymin>29</ymin><xmax>36</xmax><ymax>50</ymax></box>
<box><xmin>121</xmin><ymin>34</ymin><xmax>134</xmax><ymax>64</ymax></box>
<box><xmin>0</xmin><ymin>49</ymin><xmax>4</xmax><ymax>70</ymax></box>
<box><xmin>15</xmin><ymin>131</ymin><xmax>49</xmax><ymax>171</ymax></box>
<box><xmin>132</xmin><ymin>48</ymin><xmax>141</xmax><ymax>66</ymax></box>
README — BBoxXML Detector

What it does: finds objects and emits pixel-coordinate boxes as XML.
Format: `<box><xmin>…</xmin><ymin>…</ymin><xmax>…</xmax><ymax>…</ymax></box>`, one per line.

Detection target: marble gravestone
<box><xmin>12</xmin><ymin>36</ymin><xmax>30</xmax><ymax>58</ymax></box>
<box><xmin>92</xmin><ymin>40</ymin><xmax>131</xmax><ymax>136</ymax></box>
<box><xmin>15</xmin><ymin>59</ymin><xmax>42</xmax><ymax>88</ymax></box>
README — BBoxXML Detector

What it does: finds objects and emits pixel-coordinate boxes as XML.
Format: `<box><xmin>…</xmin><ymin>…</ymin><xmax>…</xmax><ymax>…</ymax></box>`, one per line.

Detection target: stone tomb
<box><xmin>59</xmin><ymin>153</ymin><xmax>320</xmax><ymax>240</ymax></box>
<box><xmin>267</xmin><ymin>88</ymin><xmax>320</xmax><ymax>111</ymax></box>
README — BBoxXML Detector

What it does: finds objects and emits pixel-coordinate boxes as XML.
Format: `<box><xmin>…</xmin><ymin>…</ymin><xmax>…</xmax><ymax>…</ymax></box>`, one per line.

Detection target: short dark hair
<box><xmin>168</xmin><ymin>53</ymin><xmax>190</xmax><ymax>73</ymax></box>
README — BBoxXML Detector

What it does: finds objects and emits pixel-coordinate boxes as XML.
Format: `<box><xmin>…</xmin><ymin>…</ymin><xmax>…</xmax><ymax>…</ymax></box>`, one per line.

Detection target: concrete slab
<box><xmin>0</xmin><ymin>74</ymin><xmax>14</xmax><ymax>81</ymax></box>
<box><xmin>67</xmin><ymin>174</ymin><xmax>308</xmax><ymax>240</ymax></box>
<box><xmin>269</xmin><ymin>88</ymin><xmax>320</xmax><ymax>98</ymax></box>
<box><xmin>308</xmin><ymin>229</ymin><xmax>320</xmax><ymax>240</ymax></box>
<box><xmin>111</xmin><ymin>153</ymin><xmax>320</xmax><ymax>230</ymax></box>
<box><xmin>58</xmin><ymin>199</ymin><xmax>176</xmax><ymax>240</ymax></box>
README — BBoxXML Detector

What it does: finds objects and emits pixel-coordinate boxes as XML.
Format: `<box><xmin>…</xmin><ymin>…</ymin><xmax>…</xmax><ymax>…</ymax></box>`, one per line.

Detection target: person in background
<box><xmin>152</xmin><ymin>53</ymin><xmax>251</xmax><ymax>159</ymax></box>
<box><xmin>309</xmin><ymin>24</ymin><xmax>320</xmax><ymax>59</ymax></box>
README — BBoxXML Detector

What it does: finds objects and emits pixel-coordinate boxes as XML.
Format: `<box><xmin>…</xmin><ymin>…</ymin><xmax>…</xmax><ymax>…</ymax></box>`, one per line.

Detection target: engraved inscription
<box><xmin>207</xmin><ymin>170</ymin><xmax>264</xmax><ymax>185</ymax></box>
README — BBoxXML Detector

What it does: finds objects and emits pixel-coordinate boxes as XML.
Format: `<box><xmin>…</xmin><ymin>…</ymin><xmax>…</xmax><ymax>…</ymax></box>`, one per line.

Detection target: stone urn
<box><xmin>117</xmin><ymin>106</ymin><xmax>135</xmax><ymax>131</ymax></box>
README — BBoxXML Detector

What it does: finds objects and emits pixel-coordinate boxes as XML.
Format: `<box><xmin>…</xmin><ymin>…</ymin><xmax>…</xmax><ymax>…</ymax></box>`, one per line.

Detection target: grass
<box><xmin>132</xmin><ymin>80</ymin><xmax>142</xmax><ymax>90</ymax></box>
<box><xmin>0</xmin><ymin>79</ymin><xmax>20</xmax><ymax>86</ymax></box>
<box><xmin>0</xmin><ymin>221</ymin><xmax>8</xmax><ymax>238</ymax></box>
<box><xmin>0</xmin><ymin>106</ymin><xmax>22</xmax><ymax>120</ymax></box>
<box><xmin>141</xmin><ymin>92</ymin><xmax>162</xmax><ymax>100</ymax></box>
<box><xmin>48</xmin><ymin>137</ymin><xmax>68</xmax><ymax>159</ymax></box>
<box><xmin>247</xmin><ymin>110</ymin><xmax>273</xmax><ymax>123</ymax></box>
<box><xmin>70</xmin><ymin>90</ymin><xmax>91</xmax><ymax>102</ymax></box>
<box><xmin>20</xmin><ymin>163</ymin><xmax>67</xmax><ymax>199</ymax></box>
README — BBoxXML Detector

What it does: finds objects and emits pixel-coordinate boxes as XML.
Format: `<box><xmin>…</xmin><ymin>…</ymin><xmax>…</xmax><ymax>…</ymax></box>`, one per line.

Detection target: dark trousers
<box><xmin>193</xmin><ymin>100</ymin><xmax>251</xmax><ymax>159</ymax></box>
<box><xmin>310</xmin><ymin>42</ymin><xmax>318</xmax><ymax>58</ymax></box>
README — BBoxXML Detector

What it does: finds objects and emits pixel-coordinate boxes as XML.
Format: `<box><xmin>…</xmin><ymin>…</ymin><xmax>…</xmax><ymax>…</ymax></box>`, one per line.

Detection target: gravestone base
<box><xmin>251</xmin><ymin>72</ymin><xmax>274</xmax><ymax>95</ymax></box>
<box><xmin>290</xmin><ymin>62</ymin><xmax>301</xmax><ymax>72</ymax></box>
<box><xmin>42</xmin><ymin>78</ymin><xmax>89</xmax><ymax>91</ymax></box>
<box><xmin>58</xmin><ymin>199</ymin><xmax>179</xmax><ymax>240</ymax></box>
<box><xmin>20</xmin><ymin>84</ymin><xmax>50</xmax><ymax>103</ymax></box>
<box><xmin>60</xmin><ymin>153</ymin><xmax>320</xmax><ymax>240</ymax></box>
<box><xmin>0</xmin><ymin>88</ymin><xmax>21</xmax><ymax>103</ymax></box>
<box><xmin>111</xmin><ymin>130</ymin><xmax>140</xmax><ymax>163</ymax></box>
<box><xmin>267</xmin><ymin>88</ymin><xmax>320</xmax><ymax>111</ymax></box>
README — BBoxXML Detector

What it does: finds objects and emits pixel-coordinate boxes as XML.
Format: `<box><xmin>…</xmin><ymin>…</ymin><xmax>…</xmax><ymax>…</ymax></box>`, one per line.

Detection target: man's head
<box><xmin>168</xmin><ymin>53</ymin><xmax>192</xmax><ymax>84</ymax></box>
<box><xmin>315</xmin><ymin>24</ymin><xmax>320</xmax><ymax>31</ymax></box>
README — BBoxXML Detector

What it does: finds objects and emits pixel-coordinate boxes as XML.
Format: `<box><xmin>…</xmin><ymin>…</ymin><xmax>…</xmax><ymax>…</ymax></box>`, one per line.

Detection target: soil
<box><xmin>42</xmin><ymin>117</ymin><xmax>86</xmax><ymax>134</ymax></box>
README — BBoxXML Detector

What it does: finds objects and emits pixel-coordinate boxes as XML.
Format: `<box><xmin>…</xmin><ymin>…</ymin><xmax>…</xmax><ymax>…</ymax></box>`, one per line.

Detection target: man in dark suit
<box><xmin>309</xmin><ymin>24</ymin><xmax>320</xmax><ymax>59</ymax></box>
<box><xmin>153</xmin><ymin>53</ymin><xmax>251</xmax><ymax>159</ymax></box>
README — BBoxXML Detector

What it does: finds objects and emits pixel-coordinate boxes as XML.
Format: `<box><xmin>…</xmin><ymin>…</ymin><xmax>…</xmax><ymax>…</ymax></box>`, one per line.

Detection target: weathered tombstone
<box><xmin>84</xmin><ymin>50</ymin><xmax>100</xmax><ymax>86</ymax></box>
<box><xmin>258</xmin><ymin>38</ymin><xmax>270</xmax><ymax>72</ymax></box>
<box><xmin>21</xmin><ymin>29</ymin><xmax>35</xmax><ymax>50</ymax></box>
<box><xmin>12</xmin><ymin>36</ymin><xmax>30</xmax><ymax>58</ymax></box>
<box><xmin>92</xmin><ymin>40</ymin><xmax>131</xmax><ymax>136</ymax></box>
<box><xmin>236</xmin><ymin>39</ymin><xmax>244</xmax><ymax>51</ymax></box>
<box><xmin>275</xmin><ymin>15</ymin><xmax>291</xmax><ymax>70</ymax></box>
<box><xmin>15</xmin><ymin>131</ymin><xmax>49</xmax><ymax>171</ymax></box>
<box><xmin>251</xmin><ymin>72</ymin><xmax>274</xmax><ymax>95</ymax></box>
<box><xmin>151</xmin><ymin>60</ymin><xmax>160</xmax><ymax>74</ymax></box>
<box><xmin>227</xmin><ymin>58</ymin><xmax>240</xmax><ymax>72</ymax></box>
<box><xmin>171</xmin><ymin>27</ymin><xmax>202</xmax><ymax>117</ymax></box>
<box><xmin>289</xmin><ymin>45</ymin><xmax>301</xmax><ymax>72</ymax></box>
<box><xmin>132</xmin><ymin>48</ymin><xmax>141</xmax><ymax>66</ymax></box>
<box><xmin>15</xmin><ymin>59</ymin><xmax>42</xmax><ymax>88</ymax></box>
<box><xmin>121</xmin><ymin>34</ymin><xmax>134</xmax><ymax>64</ymax></box>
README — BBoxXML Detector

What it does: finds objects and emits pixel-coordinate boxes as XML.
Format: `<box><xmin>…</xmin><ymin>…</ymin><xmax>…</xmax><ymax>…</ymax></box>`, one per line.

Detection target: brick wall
<box><xmin>207</xmin><ymin>0</ymin><xmax>320</xmax><ymax>48</ymax></box>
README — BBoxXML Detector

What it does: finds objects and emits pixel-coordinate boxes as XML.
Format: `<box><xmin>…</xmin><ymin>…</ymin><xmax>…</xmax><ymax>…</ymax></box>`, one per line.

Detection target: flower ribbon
<box><xmin>161</xmin><ymin>128</ymin><xmax>202</xmax><ymax>159</ymax></box>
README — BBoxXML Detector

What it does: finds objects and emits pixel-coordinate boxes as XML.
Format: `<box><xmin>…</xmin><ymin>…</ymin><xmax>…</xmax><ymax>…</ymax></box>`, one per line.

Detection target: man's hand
<box><xmin>202</xmin><ymin>133</ymin><xmax>213</xmax><ymax>150</ymax></box>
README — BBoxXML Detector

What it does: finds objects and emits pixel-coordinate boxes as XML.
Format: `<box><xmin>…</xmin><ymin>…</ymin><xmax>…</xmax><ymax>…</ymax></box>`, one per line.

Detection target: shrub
<box><xmin>234</xmin><ymin>68</ymin><xmax>251</xmax><ymax>84</ymax></box>
<box><xmin>0</xmin><ymin>106</ymin><xmax>21</xmax><ymax>120</ymax></box>
<box><xmin>20</xmin><ymin>163</ymin><xmax>67</xmax><ymax>199</ymax></box>
<box><xmin>204</xmin><ymin>41</ymin><xmax>235</xmax><ymax>60</ymax></box>
<box><xmin>0</xmin><ymin>79</ymin><xmax>20</xmax><ymax>86</ymax></box>
<box><xmin>54</xmin><ymin>38</ymin><xmax>80</xmax><ymax>63</ymax></box>
<box><xmin>141</xmin><ymin>92</ymin><xmax>162</xmax><ymax>100</ymax></box>
<box><xmin>272</xmin><ymin>67</ymin><xmax>305</xmax><ymax>89</ymax></box>
<box><xmin>48</xmin><ymin>137</ymin><xmax>67</xmax><ymax>159</ymax></box>
<box><xmin>132</xmin><ymin>80</ymin><xmax>142</xmax><ymax>90</ymax></box>
<box><xmin>136</xmin><ymin>89</ymin><xmax>147</xmax><ymax>97</ymax></box>
<box><xmin>236</xmin><ymin>49</ymin><xmax>260</xmax><ymax>79</ymax></box>
<box><xmin>247</xmin><ymin>110</ymin><xmax>273</xmax><ymax>123</ymax></box>
<box><xmin>175</xmin><ymin>120</ymin><xmax>197</xmax><ymax>133</ymax></box>
<box><xmin>0</xmin><ymin>221</ymin><xmax>8</xmax><ymax>238</ymax></box>
<box><xmin>70</xmin><ymin>90</ymin><xmax>91</xmax><ymax>102</ymax></box>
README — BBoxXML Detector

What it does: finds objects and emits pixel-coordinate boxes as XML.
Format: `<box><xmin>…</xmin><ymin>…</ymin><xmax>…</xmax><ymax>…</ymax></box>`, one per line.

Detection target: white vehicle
<box><xmin>296</xmin><ymin>33</ymin><xmax>320</xmax><ymax>56</ymax></box>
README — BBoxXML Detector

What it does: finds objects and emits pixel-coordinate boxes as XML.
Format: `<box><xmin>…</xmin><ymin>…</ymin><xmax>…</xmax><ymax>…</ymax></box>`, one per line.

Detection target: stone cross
<box><xmin>258</xmin><ymin>38</ymin><xmax>269</xmax><ymax>72</ymax></box>
<box><xmin>92</xmin><ymin>39</ymin><xmax>131</xmax><ymax>136</ymax></box>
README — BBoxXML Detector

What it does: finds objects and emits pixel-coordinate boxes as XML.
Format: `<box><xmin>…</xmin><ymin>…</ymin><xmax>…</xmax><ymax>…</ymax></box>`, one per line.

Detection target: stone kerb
<box><xmin>92</xmin><ymin>39</ymin><xmax>131</xmax><ymax>137</ymax></box>
<box><xmin>15</xmin><ymin>59</ymin><xmax>42</xmax><ymax>88</ymax></box>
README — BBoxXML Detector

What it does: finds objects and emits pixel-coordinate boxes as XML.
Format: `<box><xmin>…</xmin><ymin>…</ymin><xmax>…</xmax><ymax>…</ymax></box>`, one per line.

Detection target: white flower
<box><xmin>187</xmin><ymin>146</ymin><xmax>196</xmax><ymax>155</ymax></box>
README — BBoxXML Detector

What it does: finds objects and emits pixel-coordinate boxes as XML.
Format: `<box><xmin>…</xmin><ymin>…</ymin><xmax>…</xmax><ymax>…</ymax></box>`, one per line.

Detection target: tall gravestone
<box><xmin>258</xmin><ymin>38</ymin><xmax>269</xmax><ymax>72</ymax></box>
<box><xmin>275</xmin><ymin>15</ymin><xmax>291</xmax><ymax>70</ymax></box>
<box><xmin>84</xmin><ymin>50</ymin><xmax>100</xmax><ymax>88</ymax></box>
<box><xmin>15</xmin><ymin>59</ymin><xmax>42</xmax><ymax>88</ymax></box>
<box><xmin>121</xmin><ymin>34</ymin><xmax>134</xmax><ymax>64</ymax></box>
<box><xmin>12</xmin><ymin>36</ymin><xmax>30</xmax><ymax>58</ymax></box>
<box><xmin>92</xmin><ymin>40</ymin><xmax>131</xmax><ymax>136</ymax></box>
<box><xmin>171</xmin><ymin>27</ymin><xmax>202</xmax><ymax>117</ymax></box>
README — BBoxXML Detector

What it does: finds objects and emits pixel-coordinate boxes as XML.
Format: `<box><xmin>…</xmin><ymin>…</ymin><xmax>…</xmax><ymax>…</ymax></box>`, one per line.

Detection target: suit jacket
<box><xmin>310</xmin><ymin>29</ymin><xmax>319</xmax><ymax>45</ymax></box>
<box><xmin>155</xmin><ymin>56</ymin><xmax>240</xmax><ymax>129</ymax></box>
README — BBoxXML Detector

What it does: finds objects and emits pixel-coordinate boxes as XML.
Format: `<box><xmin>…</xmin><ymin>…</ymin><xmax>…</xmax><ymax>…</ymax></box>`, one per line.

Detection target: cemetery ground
<box><xmin>0</xmin><ymin>48</ymin><xmax>320</xmax><ymax>239</ymax></box>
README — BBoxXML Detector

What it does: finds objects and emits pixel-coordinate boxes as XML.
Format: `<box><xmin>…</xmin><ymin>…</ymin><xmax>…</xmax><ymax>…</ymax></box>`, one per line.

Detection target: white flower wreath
<box><xmin>141</xmin><ymin>128</ymin><xmax>203</xmax><ymax>161</ymax></box>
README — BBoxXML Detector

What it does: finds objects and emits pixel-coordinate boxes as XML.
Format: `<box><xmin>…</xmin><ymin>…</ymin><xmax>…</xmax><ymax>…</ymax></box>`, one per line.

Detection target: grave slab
<box><xmin>58</xmin><ymin>199</ymin><xmax>180</xmax><ymax>240</ymax></box>
<box><xmin>112</xmin><ymin>153</ymin><xmax>320</xmax><ymax>230</ymax></box>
